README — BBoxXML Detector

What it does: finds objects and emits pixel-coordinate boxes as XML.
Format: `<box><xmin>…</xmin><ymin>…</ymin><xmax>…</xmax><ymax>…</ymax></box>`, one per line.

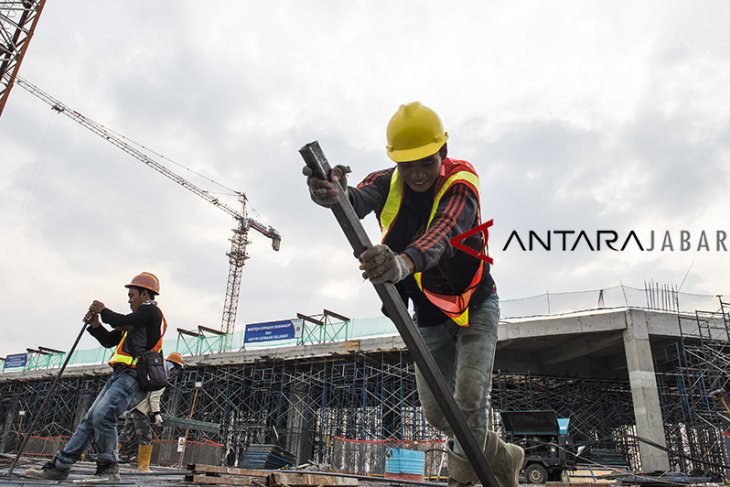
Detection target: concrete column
<box><xmin>285</xmin><ymin>382</ymin><xmax>313</xmax><ymax>464</ymax></box>
<box><xmin>623</xmin><ymin>310</ymin><xmax>669</xmax><ymax>471</ymax></box>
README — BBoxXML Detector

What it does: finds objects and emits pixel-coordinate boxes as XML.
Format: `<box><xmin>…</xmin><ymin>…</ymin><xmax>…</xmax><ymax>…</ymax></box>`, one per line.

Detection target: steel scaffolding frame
<box><xmin>3</xmin><ymin>310</ymin><xmax>727</xmax><ymax>476</ymax></box>
<box><xmin>2</xmin><ymin>353</ymin><xmax>646</xmax><ymax>473</ymax></box>
<box><xmin>491</xmin><ymin>372</ymin><xmax>639</xmax><ymax>467</ymax></box>
<box><xmin>655</xmin><ymin>297</ymin><xmax>730</xmax><ymax>479</ymax></box>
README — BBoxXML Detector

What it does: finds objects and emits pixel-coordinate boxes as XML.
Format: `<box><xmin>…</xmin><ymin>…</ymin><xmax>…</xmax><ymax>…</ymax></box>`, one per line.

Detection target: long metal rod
<box><xmin>298</xmin><ymin>141</ymin><xmax>498</xmax><ymax>487</ymax></box>
<box><xmin>6</xmin><ymin>321</ymin><xmax>88</xmax><ymax>475</ymax></box>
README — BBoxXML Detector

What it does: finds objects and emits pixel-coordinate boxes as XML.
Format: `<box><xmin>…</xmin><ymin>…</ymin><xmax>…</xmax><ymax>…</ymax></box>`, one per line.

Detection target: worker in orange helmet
<box><xmin>303</xmin><ymin>103</ymin><xmax>524</xmax><ymax>487</ymax></box>
<box><xmin>25</xmin><ymin>272</ymin><xmax>167</xmax><ymax>482</ymax></box>
<box><xmin>119</xmin><ymin>351</ymin><xmax>184</xmax><ymax>472</ymax></box>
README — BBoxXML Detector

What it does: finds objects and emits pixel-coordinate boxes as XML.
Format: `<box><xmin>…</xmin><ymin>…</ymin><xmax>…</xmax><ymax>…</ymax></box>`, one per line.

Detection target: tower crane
<box><xmin>0</xmin><ymin>0</ymin><xmax>47</xmax><ymax>118</ymax></box>
<box><xmin>15</xmin><ymin>76</ymin><xmax>281</xmax><ymax>335</ymax></box>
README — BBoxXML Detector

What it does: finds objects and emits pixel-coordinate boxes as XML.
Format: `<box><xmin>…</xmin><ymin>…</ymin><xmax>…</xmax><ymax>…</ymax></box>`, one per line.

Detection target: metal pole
<box><xmin>7</xmin><ymin>321</ymin><xmax>87</xmax><ymax>475</ymax></box>
<box><xmin>299</xmin><ymin>141</ymin><xmax>499</xmax><ymax>487</ymax></box>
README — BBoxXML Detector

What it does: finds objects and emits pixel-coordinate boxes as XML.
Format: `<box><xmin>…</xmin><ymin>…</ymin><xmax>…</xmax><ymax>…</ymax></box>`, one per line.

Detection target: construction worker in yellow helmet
<box><xmin>25</xmin><ymin>272</ymin><xmax>168</xmax><ymax>482</ymax></box>
<box><xmin>303</xmin><ymin>102</ymin><xmax>523</xmax><ymax>487</ymax></box>
<box><xmin>119</xmin><ymin>352</ymin><xmax>184</xmax><ymax>472</ymax></box>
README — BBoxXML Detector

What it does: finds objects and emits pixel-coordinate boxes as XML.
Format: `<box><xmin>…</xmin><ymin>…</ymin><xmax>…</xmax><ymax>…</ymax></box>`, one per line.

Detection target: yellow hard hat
<box><xmin>125</xmin><ymin>272</ymin><xmax>160</xmax><ymax>295</ymax></box>
<box><xmin>386</xmin><ymin>102</ymin><xmax>449</xmax><ymax>163</ymax></box>
<box><xmin>166</xmin><ymin>351</ymin><xmax>184</xmax><ymax>367</ymax></box>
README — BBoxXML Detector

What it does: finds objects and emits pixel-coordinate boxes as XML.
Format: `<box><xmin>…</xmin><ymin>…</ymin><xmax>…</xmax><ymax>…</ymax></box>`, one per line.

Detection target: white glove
<box><xmin>358</xmin><ymin>245</ymin><xmax>410</xmax><ymax>284</ymax></box>
<box><xmin>153</xmin><ymin>413</ymin><xmax>163</xmax><ymax>426</ymax></box>
<box><xmin>303</xmin><ymin>164</ymin><xmax>350</xmax><ymax>207</ymax></box>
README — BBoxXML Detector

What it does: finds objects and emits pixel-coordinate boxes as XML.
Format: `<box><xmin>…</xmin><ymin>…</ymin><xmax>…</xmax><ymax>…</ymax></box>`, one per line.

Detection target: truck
<box><xmin>500</xmin><ymin>410</ymin><xmax>575</xmax><ymax>484</ymax></box>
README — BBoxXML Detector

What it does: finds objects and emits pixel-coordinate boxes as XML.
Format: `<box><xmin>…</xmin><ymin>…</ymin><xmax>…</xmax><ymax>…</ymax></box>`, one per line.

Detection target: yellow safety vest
<box><xmin>379</xmin><ymin>160</ymin><xmax>486</xmax><ymax>327</ymax></box>
<box><xmin>108</xmin><ymin>310</ymin><xmax>168</xmax><ymax>367</ymax></box>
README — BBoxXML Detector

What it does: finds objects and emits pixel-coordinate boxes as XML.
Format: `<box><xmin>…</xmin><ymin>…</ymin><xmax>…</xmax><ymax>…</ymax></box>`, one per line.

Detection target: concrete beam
<box><xmin>499</xmin><ymin>309</ymin><xmax>627</xmax><ymax>341</ymax></box>
<box><xmin>537</xmin><ymin>332</ymin><xmax>624</xmax><ymax>366</ymax></box>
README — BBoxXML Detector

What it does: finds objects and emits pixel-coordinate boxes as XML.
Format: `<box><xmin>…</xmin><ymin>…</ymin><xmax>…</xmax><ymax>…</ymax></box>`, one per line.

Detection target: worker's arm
<box><xmin>403</xmin><ymin>183</ymin><xmax>480</xmax><ymax>273</ymax></box>
<box><xmin>99</xmin><ymin>304</ymin><xmax>157</xmax><ymax>330</ymax></box>
<box><xmin>148</xmin><ymin>387</ymin><xmax>164</xmax><ymax>413</ymax></box>
<box><xmin>349</xmin><ymin>169</ymin><xmax>392</xmax><ymax>219</ymax></box>
<box><xmin>86</xmin><ymin>320</ymin><xmax>124</xmax><ymax>348</ymax></box>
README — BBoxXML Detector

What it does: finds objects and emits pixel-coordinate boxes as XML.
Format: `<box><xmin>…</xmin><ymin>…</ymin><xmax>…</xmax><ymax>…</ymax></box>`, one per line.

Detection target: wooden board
<box><xmin>269</xmin><ymin>472</ymin><xmax>359</xmax><ymax>487</ymax></box>
<box><xmin>185</xmin><ymin>474</ymin><xmax>264</xmax><ymax>485</ymax></box>
<box><xmin>188</xmin><ymin>464</ymin><xmax>268</xmax><ymax>477</ymax></box>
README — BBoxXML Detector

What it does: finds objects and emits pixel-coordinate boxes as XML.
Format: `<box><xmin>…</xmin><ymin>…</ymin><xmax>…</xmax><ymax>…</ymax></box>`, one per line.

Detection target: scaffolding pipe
<box><xmin>6</xmin><ymin>321</ymin><xmax>87</xmax><ymax>476</ymax></box>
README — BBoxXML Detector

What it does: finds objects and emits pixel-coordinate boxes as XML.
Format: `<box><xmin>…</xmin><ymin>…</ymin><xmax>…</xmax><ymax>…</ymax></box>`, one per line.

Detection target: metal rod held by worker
<box><xmin>298</xmin><ymin>141</ymin><xmax>499</xmax><ymax>487</ymax></box>
<box><xmin>7</xmin><ymin>321</ymin><xmax>88</xmax><ymax>476</ymax></box>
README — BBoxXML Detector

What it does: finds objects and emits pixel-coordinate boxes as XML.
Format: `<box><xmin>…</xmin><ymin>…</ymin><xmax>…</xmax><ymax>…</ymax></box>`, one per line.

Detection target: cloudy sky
<box><xmin>1</xmin><ymin>1</ymin><xmax>729</xmax><ymax>358</ymax></box>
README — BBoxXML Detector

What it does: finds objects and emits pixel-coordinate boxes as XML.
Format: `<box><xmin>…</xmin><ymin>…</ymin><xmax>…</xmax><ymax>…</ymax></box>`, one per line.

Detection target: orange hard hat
<box><xmin>125</xmin><ymin>272</ymin><xmax>160</xmax><ymax>294</ymax></box>
<box><xmin>166</xmin><ymin>351</ymin><xmax>184</xmax><ymax>367</ymax></box>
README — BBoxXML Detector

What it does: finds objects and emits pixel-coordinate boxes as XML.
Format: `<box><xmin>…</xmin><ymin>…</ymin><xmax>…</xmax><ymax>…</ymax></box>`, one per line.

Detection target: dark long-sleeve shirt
<box><xmin>87</xmin><ymin>302</ymin><xmax>163</xmax><ymax>358</ymax></box>
<box><xmin>349</xmin><ymin>161</ymin><xmax>495</xmax><ymax>326</ymax></box>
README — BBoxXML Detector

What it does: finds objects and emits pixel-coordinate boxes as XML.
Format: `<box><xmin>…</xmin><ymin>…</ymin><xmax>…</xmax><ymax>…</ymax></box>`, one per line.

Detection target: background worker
<box><xmin>118</xmin><ymin>351</ymin><xmax>184</xmax><ymax>472</ymax></box>
<box><xmin>25</xmin><ymin>272</ymin><xmax>167</xmax><ymax>483</ymax></box>
<box><xmin>304</xmin><ymin>102</ymin><xmax>523</xmax><ymax>487</ymax></box>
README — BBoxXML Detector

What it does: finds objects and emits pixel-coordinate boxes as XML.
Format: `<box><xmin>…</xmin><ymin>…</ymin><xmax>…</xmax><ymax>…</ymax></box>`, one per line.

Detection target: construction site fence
<box><xmin>2</xmin><ymin>285</ymin><xmax>723</xmax><ymax>373</ymax></box>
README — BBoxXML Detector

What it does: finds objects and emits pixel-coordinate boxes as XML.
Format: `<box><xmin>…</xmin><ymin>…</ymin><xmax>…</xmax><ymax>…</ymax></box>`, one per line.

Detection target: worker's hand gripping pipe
<box><xmin>6</xmin><ymin>321</ymin><xmax>89</xmax><ymax>476</ymax></box>
<box><xmin>298</xmin><ymin>141</ymin><xmax>499</xmax><ymax>487</ymax></box>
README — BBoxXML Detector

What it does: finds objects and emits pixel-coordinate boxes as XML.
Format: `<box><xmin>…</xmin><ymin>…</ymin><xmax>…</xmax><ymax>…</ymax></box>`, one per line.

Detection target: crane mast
<box><xmin>0</xmin><ymin>0</ymin><xmax>47</xmax><ymax>118</ymax></box>
<box><xmin>16</xmin><ymin>76</ymin><xmax>281</xmax><ymax>335</ymax></box>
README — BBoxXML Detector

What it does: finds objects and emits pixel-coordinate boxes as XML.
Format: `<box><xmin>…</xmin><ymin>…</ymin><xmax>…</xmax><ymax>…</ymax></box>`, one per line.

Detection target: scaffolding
<box><xmin>2</xmin><ymin>297</ymin><xmax>728</xmax><ymax>477</ymax></box>
<box><xmin>2</xmin><ymin>352</ymin><xmax>650</xmax><ymax>474</ymax></box>
<box><xmin>491</xmin><ymin>372</ymin><xmax>639</xmax><ymax>468</ymax></box>
<box><xmin>656</xmin><ymin>297</ymin><xmax>730</xmax><ymax>478</ymax></box>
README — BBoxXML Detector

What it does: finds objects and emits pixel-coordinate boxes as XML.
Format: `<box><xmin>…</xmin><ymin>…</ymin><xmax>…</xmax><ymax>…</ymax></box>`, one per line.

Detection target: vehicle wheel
<box><xmin>525</xmin><ymin>463</ymin><xmax>548</xmax><ymax>484</ymax></box>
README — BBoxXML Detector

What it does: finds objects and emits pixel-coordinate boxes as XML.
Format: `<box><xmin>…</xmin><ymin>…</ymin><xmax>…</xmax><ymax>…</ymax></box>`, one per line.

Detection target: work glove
<box><xmin>302</xmin><ymin>164</ymin><xmax>351</xmax><ymax>207</ymax></box>
<box><xmin>359</xmin><ymin>245</ymin><xmax>410</xmax><ymax>285</ymax></box>
<box><xmin>83</xmin><ymin>311</ymin><xmax>100</xmax><ymax>327</ymax></box>
<box><xmin>152</xmin><ymin>412</ymin><xmax>163</xmax><ymax>426</ymax></box>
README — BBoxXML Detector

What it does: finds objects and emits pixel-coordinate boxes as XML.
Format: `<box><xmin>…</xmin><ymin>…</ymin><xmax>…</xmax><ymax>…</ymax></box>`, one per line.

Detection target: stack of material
<box><xmin>185</xmin><ymin>464</ymin><xmax>268</xmax><ymax>486</ymax></box>
<box><xmin>241</xmin><ymin>444</ymin><xmax>296</xmax><ymax>469</ymax></box>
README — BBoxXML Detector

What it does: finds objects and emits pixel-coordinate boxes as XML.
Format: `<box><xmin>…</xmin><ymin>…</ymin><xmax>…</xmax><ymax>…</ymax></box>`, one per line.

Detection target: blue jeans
<box><xmin>54</xmin><ymin>367</ymin><xmax>144</xmax><ymax>469</ymax></box>
<box><xmin>414</xmin><ymin>293</ymin><xmax>499</xmax><ymax>457</ymax></box>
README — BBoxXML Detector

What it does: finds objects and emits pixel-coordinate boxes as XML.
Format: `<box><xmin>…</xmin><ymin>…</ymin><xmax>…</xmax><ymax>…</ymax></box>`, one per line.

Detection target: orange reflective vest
<box><xmin>108</xmin><ymin>310</ymin><xmax>168</xmax><ymax>367</ymax></box>
<box><xmin>379</xmin><ymin>159</ymin><xmax>486</xmax><ymax>327</ymax></box>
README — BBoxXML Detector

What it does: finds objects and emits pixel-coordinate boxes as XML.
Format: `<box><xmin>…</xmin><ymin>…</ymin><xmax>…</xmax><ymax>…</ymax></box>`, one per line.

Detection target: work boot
<box><xmin>137</xmin><ymin>444</ymin><xmax>153</xmax><ymax>473</ymax></box>
<box><xmin>23</xmin><ymin>460</ymin><xmax>69</xmax><ymax>481</ymax></box>
<box><xmin>484</xmin><ymin>431</ymin><xmax>525</xmax><ymax>487</ymax></box>
<box><xmin>78</xmin><ymin>462</ymin><xmax>121</xmax><ymax>483</ymax></box>
<box><xmin>447</xmin><ymin>441</ymin><xmax>478</xmax><ymax>487</ymax></box>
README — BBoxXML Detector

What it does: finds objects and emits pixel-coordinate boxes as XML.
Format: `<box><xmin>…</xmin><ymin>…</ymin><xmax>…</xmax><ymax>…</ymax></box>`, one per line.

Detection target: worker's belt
<box><xmin>112</xmin><ymin>363</ymin><xmax>134</xmax><ymax>374</ymax></box>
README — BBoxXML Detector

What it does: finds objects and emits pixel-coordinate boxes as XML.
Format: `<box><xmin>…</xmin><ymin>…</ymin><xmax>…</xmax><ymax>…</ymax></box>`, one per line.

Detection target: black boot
<box><xmin>77</xmin><ymin>462</ymin><xmax>121</xmax><ymax>483</ymax></box>
<box><xmin>24</xmin><ymin>460</ymin><xmax>69</xmax><ymax>481</ymax></box>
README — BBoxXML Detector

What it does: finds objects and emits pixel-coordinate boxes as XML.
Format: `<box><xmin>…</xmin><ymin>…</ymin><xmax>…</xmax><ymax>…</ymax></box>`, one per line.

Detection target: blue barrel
<box><xmin>384</xmin><ymin>448</ymin><xmax>425</xmax><ymax>480</ymax></box>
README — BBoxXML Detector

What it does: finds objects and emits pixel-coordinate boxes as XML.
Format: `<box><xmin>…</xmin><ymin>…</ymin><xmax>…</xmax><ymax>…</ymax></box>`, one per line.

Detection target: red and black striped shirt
<box><xmin>349</xmin><ymin>159</ymin><xmax>495</xmax><ymax>326</ymax></box>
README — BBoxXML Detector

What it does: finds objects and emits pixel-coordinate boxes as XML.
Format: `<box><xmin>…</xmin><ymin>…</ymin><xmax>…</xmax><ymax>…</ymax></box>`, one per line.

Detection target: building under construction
<box><xmin>1</xmin><ymin>285</ymin><xmax>728</xmax><ymax>480</ymax></box>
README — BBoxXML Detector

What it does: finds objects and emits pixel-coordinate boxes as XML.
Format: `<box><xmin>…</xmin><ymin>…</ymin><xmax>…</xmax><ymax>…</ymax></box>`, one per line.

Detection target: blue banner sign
<box><xmin>3</xmin><ymin>353</ymin><xmax>28</xmax><ymax>369</ymax></box>
<box><xmin>244</xmin><ymin>319</ymin><xmax>303</xmax><ymax>344</ymax></box>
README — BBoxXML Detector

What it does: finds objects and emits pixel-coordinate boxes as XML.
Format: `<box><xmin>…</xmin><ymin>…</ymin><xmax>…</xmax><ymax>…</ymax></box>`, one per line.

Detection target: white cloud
<box><xmin>1</xmin><ymin>1</ymin><xmax>729</xmax><ymax>357</ymax></box>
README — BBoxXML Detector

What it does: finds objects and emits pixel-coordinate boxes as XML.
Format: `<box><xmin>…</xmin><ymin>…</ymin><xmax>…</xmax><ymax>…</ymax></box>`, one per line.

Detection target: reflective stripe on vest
<box><xmin>108</xmin><ymin>311</ymin><xmax>168</xmax><ymax>367</ymax></box>
<box><xmin>379</xmin><ymin>165</ymin><xmax>485</xmax><ymax>327</ymax></box>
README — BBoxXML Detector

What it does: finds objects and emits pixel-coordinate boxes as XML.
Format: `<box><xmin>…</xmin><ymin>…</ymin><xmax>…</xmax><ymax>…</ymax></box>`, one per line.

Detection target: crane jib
<box><xmin>15</xmin><ymin>76</ymin><xmax>281</xmax><ymax>335</ymax></box>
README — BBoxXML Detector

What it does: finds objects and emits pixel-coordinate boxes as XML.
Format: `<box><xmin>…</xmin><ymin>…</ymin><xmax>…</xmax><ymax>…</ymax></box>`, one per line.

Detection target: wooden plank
<box><xmin>188</xmin><ymin>463</ymin><xmax>268</xmax><ymax>477</ymax></box>
<box><xmin>187</xmin><ymin>474</ymin><xmax>262</xmax><ymax>485</ymax></box>
<box><xmin>269</xmin><ymin>472</ymin><xmax>359</xmax><ymax>486</ymax></box>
